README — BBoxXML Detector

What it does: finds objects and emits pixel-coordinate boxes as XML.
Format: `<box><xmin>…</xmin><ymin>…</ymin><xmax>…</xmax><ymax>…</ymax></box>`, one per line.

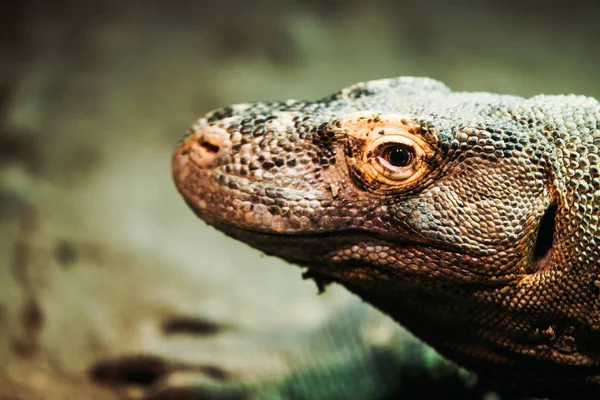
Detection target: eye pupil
<box><xmin>385</xmin><ymin>146</ymin><xmax>413</xmax><ymax>167</ymax></box>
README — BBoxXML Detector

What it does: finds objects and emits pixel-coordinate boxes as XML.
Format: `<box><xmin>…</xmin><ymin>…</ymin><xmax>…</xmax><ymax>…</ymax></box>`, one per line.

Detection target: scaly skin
<box><xmin>172</xmin><ymin>77</ymin><xmax>600</xmax><ymax>397</ymax></box>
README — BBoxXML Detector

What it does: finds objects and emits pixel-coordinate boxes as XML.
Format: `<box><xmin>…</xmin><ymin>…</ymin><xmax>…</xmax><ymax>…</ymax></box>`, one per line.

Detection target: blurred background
<box><xmin>1</xmin><ymin>0</ymin><xmax>598</xmax><ymax>398</ymax></box>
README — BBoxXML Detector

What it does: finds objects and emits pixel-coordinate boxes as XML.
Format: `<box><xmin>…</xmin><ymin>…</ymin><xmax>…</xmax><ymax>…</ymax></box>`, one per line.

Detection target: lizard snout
<box><xmin>172</xmin><ymin>125</ymin><xmax>232</xmax><ymax>206</ymax></box>
<box><xmin>173</xmin><ymin>127</ymin><xmax>230</xmax><ymax>171</ymax></box>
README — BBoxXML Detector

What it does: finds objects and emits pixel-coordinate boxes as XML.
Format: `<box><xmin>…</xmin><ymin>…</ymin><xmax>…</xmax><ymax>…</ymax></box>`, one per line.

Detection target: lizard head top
<box><xmin>173</xmin><ymin>77</ymin><xmax>600</xmax><ymax>391</ymax></box>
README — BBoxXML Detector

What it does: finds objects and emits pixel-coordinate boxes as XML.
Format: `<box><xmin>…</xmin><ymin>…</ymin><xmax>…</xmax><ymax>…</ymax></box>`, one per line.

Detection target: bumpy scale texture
<box><xmin>172</xmin><ymin>77</ymin><xmax>600</xmax><ymax>397</ymax></box>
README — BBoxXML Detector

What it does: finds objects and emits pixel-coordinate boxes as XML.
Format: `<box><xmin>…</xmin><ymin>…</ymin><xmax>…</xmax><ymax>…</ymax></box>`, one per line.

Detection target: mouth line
<box><xmin>212</xmin><ymin>220</ymin><xmax>519</xmax><ymax>285</ymax></box>
<box><xmin>210</xmin><ymin>218</ymin><xmax>470</xmax><ymax>255</ymax></box>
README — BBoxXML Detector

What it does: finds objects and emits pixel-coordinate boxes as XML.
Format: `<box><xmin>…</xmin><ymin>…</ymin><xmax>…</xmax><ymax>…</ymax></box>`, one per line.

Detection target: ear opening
<box><xmin>532</xmin><ymin>203</ymin><xmax>557</xmax><ymax>267</ymax></box>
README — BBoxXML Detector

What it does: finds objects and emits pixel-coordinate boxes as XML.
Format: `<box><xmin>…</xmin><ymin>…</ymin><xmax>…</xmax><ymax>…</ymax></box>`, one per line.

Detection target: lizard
<box><xmin>172</xmin><ymin>76</ymin><xmax>600</xmax><ymax>398</ymax></box>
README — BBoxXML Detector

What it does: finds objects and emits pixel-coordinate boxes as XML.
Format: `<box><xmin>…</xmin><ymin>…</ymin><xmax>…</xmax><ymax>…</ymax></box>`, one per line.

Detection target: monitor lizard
<box><xmin>172</xmin><ymin>77</ymin><xmax>600</xmax><ymax>398</ymax></box>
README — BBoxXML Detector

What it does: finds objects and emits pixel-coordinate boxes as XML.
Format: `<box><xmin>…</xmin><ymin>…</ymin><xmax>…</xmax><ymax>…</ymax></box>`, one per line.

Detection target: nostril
<box><xmin>198</xmin><ymin>139</ymin><xmax>220</xmax><ymax>154</ymax></box>
<box><xmin>90</xmin><ymin>355</ymin><xmax>167</xmax><ymax>387</ymax></box>
<box><xmin>163</xmin><ymin>316</ymin><xmax>223</xmax><ymax>336</ymax></box>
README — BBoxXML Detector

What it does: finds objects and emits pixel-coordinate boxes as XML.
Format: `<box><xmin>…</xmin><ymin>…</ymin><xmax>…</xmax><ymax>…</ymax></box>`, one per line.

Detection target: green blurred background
<box><xmin>1</xmin><ymin>1</ymin><xmax>598</xmax><ymax>398</ymax></box>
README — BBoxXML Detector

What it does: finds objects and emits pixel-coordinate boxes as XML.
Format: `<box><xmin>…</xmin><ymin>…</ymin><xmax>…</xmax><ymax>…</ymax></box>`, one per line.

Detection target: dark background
<box><xmin>1</xmin><ymin>1</ymin><xmax>598</xmax><ymax>398</ymax></box>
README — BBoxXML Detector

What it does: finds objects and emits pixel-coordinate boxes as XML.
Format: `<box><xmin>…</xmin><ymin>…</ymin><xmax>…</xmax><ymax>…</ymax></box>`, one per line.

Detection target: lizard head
<box><xmin>173</xmin><ymin>77</ymin><xmax>552</xmax><ymax>285</ymax></box>
<box><xmin>173</xmin><ymin>77</ymin><xmax>600</xmax><ymax>385</ymax></box>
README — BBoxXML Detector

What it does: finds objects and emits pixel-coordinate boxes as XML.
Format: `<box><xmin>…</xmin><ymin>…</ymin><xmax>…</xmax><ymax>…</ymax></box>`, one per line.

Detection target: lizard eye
<box><xmin>379</xmin><ymin>144</ymin><xmax>415</xmax><ymax>168</ymax></box>
<box><xmin>335</xmin><ymin>115</ymin><xmax>435</xmax><ymax>191</ymax></box>
<box><xmin>367</xmin><ymin>134</ymin><xmax>430</xmax><ymax>184</ymax></box>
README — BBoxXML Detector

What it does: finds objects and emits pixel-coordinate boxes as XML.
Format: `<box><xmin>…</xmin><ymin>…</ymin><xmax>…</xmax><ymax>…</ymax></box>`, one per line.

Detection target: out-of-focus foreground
<box><xmin>0</xmin><ymin>1</ymin><xmax>598</xmax><ymax>399</ymax></box>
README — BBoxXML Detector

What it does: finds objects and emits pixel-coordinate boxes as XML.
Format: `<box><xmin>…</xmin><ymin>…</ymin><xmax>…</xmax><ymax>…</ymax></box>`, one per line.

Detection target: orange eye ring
<box><xmin>365</xmin><ymin>132</ymin><xmax>432</xmax><ymax>186</ymax></box>
<box><xmin>330</xmin><ymin>113</ymin><xmax>435</xmax><ymax>189</ymax></box>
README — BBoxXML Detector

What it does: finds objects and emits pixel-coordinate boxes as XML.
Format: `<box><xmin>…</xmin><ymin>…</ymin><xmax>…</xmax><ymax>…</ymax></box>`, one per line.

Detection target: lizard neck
<box><xmin>345</xmin><ymin>276</ymin><xmax>600</xmax><ymax>387</ymax></box>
